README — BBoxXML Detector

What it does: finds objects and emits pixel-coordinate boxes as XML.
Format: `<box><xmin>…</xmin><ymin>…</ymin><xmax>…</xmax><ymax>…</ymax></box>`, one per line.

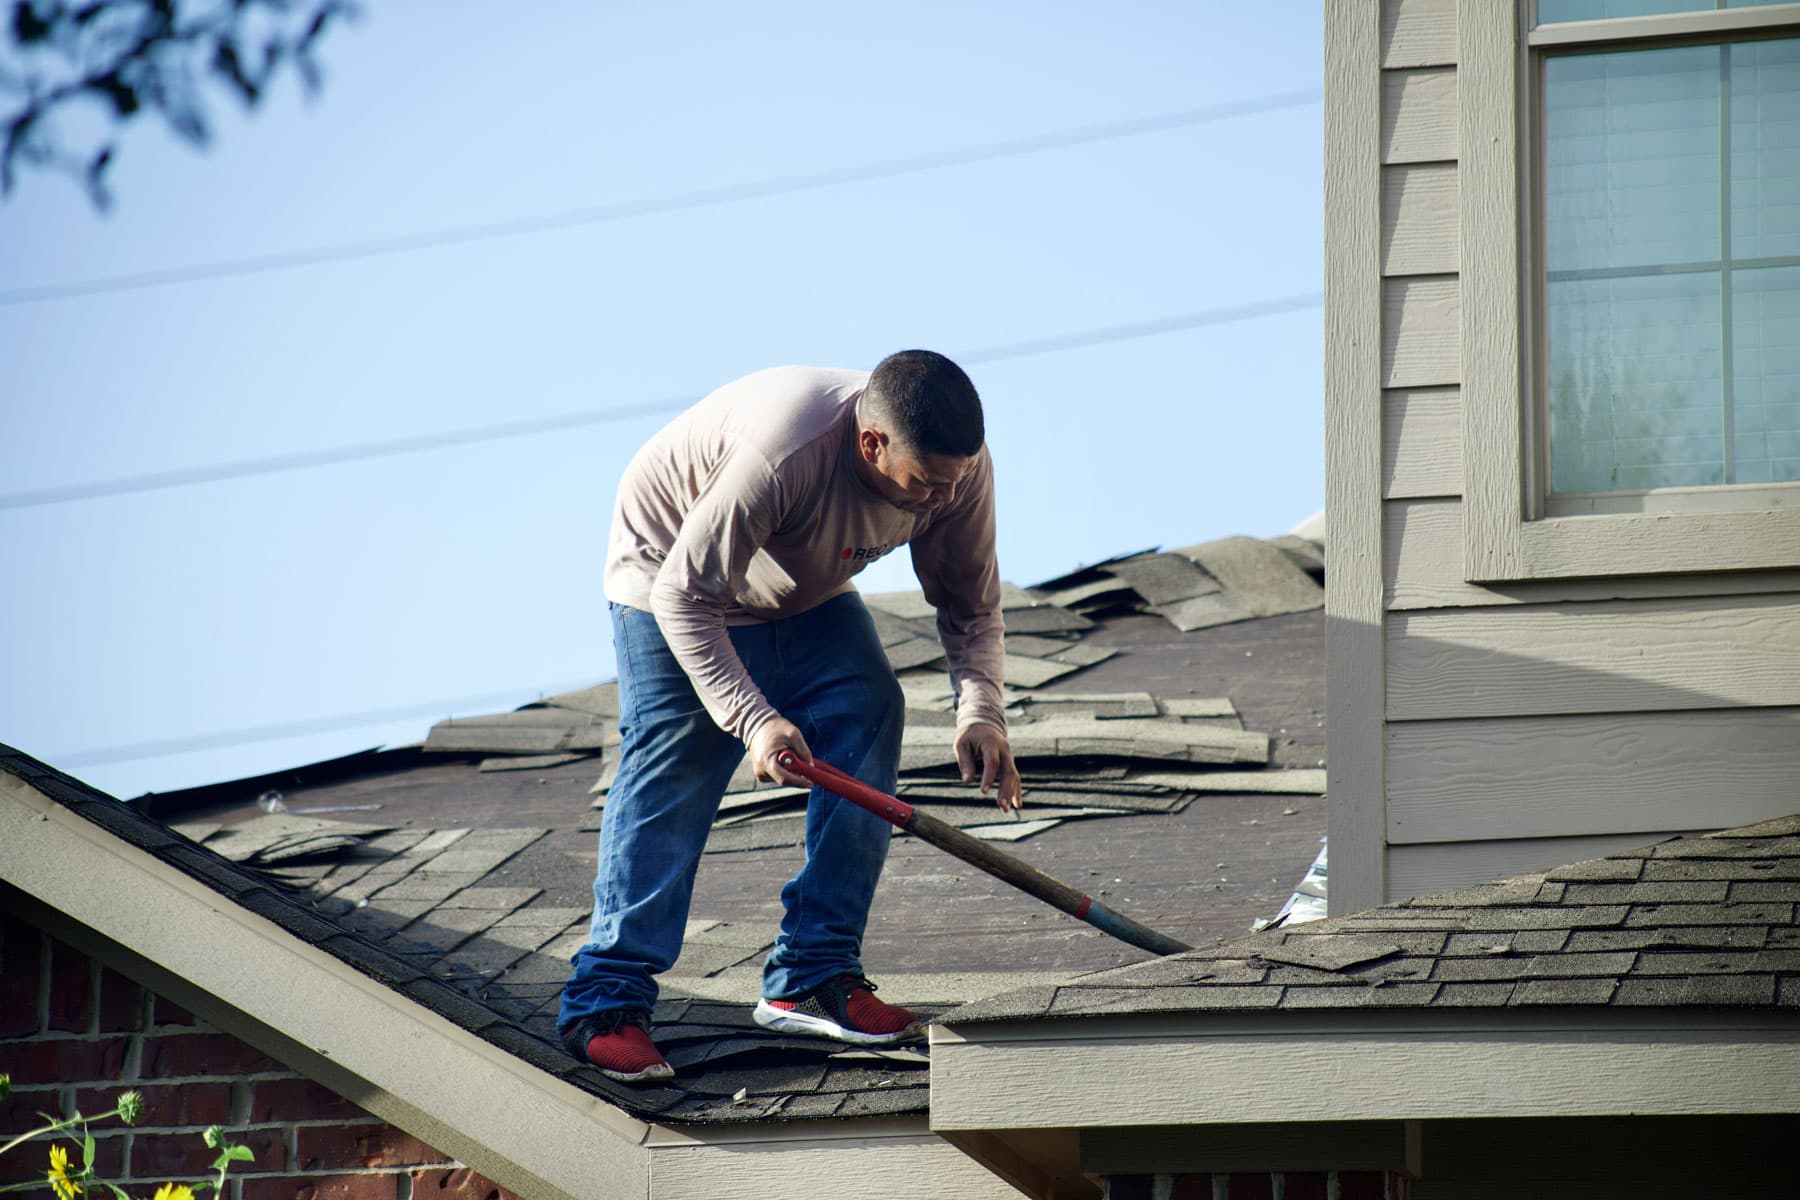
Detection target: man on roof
<box><xmin>558</xmin><ymin>350</ymin><xmax>1021</xmax><ymax>1083</ymax></box>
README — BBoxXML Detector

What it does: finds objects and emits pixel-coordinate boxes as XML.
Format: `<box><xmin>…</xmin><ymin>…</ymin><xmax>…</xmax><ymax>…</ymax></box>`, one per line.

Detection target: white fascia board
<box><xmin>0</xmin><ymin>773</ymin><xmax>651</xmax><ymax>1200</ymax></box>
<box><xmin>928</xmin><ymin>1011</ymin><xmax>1800</xmax><ymax>1132</ymax></box>
<box><xmin>645</xmin><ymin>1117</ymin><xmax>1025</xmax><ymax>1200</ymax></box>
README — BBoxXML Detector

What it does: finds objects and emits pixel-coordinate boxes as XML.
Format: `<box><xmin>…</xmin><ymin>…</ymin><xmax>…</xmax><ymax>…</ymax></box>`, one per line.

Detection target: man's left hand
<box><xmin>954</xmin><ymin>723</ymin><xmax>1022</xmax><ymax>812</ymax></box>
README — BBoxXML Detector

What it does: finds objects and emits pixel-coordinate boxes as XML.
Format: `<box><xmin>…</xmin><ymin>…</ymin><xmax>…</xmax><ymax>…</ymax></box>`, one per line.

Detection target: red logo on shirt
<box><xmin>841</xmin><ymin>543</ymin><xmax>894</xmax><ymax>563</ymax></box>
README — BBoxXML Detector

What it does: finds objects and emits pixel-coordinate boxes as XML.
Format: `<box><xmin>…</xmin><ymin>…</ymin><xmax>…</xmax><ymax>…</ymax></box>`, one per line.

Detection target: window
<box><xmin>1460</xmin><ymin>1</ymin><xmax>1800</xmax><ymax>579</ymax></box>
<box><xmin>1538</xmin><ymin>11</ymin><xmax>1800</xmax><ymax>509</ymax></box>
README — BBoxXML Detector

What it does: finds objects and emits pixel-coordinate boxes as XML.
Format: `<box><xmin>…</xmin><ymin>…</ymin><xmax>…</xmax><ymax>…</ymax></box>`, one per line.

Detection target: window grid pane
<box><xmin>1542</xmin><ymin>35</ymin><xmax>1800</xmax><ymax>495</ymax></box>
<box><xmin>1733</xmin><ymin>264</ymin><xmax>1800</xmax><ymax>482</ymax></box>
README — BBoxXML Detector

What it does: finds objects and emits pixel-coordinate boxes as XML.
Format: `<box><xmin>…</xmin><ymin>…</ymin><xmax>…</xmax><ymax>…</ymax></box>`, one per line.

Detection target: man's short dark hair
<box><xmin>862</xmin><ymin>349</ymin><xmax>985</xmax><ymax>458</ymax></box>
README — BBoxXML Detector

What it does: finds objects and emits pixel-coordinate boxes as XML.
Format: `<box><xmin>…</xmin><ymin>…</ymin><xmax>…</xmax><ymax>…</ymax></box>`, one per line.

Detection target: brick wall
<box><xmin>0</xmin><ymin>911</ymin><xmax>524</xmax><ymax>1200</ymax></box>
<box><xmin>1103</xmin><ymin>1171</ymin><xmax>1412</xmax><ymax>1200</ymax></box>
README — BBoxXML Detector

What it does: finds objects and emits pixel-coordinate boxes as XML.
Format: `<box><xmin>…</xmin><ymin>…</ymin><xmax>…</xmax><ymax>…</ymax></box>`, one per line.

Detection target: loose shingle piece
<box><xmin>176</xmin><ymin>813</ymin><xmax>396</xmax><ymax>866</ymax></box>
<box><xmin>424</xmin><ymin>533</ymin><xmax>1321</xmax><ymax>784</ymax></box>
<box><xmin>669</xmin><ymin>685</ymin><xmax>1281</xmax><ymax>851</ymax></box>
<box><xmin>530</xmin><ymin>558</ymin><xmax>1311</xmax><ymax>851</ymax></box>
<box><xmin>1026</xmin><ymin>534</ymin><xmax>1324</xmax><ymax>632</ymax></box>
<box><xmin>944</xmin><ymin>817</ymin><xmax>1800</xmax><ymax>1023</ymax></box>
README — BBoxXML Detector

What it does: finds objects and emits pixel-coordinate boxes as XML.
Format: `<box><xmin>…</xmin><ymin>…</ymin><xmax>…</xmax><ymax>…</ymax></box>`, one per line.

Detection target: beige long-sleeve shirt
<box><xmin>603</xmin><ymin>365</ymin><xmax>1006</xmax><ymax>745</ymax></box>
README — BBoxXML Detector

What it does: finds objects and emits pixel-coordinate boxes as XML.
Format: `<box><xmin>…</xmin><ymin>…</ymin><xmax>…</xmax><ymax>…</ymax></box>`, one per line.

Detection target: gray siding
<box><xmin>1330</xmin><ymin>0</ymin><xmax>1800</xmax><ymax>901</ymax></box>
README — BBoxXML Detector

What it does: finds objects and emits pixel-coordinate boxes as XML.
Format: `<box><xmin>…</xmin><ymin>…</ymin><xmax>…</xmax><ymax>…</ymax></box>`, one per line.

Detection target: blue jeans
<box><xmin>558</xmin><ymin>592</ymin><xmax>905</xmax><ymax>1030</ymax></box>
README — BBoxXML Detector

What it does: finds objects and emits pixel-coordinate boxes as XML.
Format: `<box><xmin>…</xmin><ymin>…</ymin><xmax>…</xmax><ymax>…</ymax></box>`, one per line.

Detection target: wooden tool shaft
<box><xmin>905</xmin><ymin>809</ymin><xmax>1193</xmax><ymax>956</ymax></box>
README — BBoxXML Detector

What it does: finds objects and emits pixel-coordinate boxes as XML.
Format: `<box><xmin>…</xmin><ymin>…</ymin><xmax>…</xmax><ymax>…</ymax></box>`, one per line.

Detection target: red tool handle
<box><xmin>773</xmin><ymin>750</ymin><xmax>1191</xmax><ymax>958</ymax></box>
<box><xmin>776</xmin><ymin>751</ymin><xmax>916</xmax><ymax>828</ymax></box>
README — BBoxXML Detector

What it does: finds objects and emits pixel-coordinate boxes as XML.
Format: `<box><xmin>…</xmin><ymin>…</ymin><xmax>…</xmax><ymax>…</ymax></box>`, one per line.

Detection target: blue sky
<box><xmin>0</xmin><ymin>3</ymin><xmax>1324</xmax><ymax>799</ymax></box>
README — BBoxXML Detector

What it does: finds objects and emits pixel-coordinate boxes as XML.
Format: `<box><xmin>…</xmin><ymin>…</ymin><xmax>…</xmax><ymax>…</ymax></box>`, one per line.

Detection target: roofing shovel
<box><xmin>775</xmin><ymin>751</ymin><xmax>1192</xmax><ymax>957</ymax></box>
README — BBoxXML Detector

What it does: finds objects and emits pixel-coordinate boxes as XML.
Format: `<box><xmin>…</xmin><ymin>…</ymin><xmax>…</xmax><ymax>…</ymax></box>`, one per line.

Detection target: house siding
<box><xmin>0</xmin><ymin>908</ymin><xmax>523</xmax><ymax>1200</ymax></box>
<box><xmin>1328</xmin><ymin>0</ymin><xmax>1800</xmax><ymax>902</ymax></box>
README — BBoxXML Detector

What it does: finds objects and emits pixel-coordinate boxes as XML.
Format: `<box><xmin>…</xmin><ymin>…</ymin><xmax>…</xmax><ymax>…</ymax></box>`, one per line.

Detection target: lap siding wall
<box><xmin>1338</xmin><ymin>0</ymin><xmax>1800</xmax><ymax>901</ymax></box>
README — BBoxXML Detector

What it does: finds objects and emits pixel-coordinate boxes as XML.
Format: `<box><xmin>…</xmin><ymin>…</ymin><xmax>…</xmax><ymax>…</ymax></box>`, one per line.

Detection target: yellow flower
<box><xmin>153</xmin><ymin>1185</ymin><xmax>196</xmax><ymax>1200</ymax></box>
<box><xmin>46</xmin><ymin>1143</ymin><xmax>82</xmax><ymax>1199</ymax></box>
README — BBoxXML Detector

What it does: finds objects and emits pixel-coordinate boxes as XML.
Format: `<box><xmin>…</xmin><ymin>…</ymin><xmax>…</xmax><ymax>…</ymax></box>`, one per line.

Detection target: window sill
<box><xmin>1545</xmin><ymin>482</ymin><xmax>1800</xmax><ymax>518</ymax></box>
<box><xmin>1465</xmin><ymin>505</ymin><xmax>1800</xmax><ymax>582</ymax></box>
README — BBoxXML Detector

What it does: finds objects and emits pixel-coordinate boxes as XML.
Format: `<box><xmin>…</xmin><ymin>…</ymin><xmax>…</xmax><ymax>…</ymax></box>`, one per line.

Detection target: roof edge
<box><xmin>928</xmin><ymin>1006</ymin><xmax>1800</xmax><ymax>1132</ymax></box>
<box><xmin>0</xmin><ymin>769</ymin><xmax>653</xmax><ymax>1200</ymax></box>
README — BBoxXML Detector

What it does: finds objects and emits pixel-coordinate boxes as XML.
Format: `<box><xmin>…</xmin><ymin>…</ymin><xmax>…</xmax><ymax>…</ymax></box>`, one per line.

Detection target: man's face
<box><xmin>872</xmin><ymin>443</ymin><xmax>975</xmax><ymax>514</ymax></box>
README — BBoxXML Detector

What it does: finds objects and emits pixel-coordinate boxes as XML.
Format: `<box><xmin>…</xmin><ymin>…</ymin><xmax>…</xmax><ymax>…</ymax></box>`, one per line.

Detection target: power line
<box><xmin>959</xmin><ymin>293</ymin><xmax>1321</xmax><ymax>365</ymax></box>
<box><xmin>0</xmin><ymin>291</ymin><xmax>1322</xmax><ymax>511</ymax></box>
<box><xmin>0</xmin><ymin>398</ymin><xmax>694</xmax><ymax>510</ymax></box>
<box><xmin>51</xmin><ymin>680</ymin><xmax>597</xmax><ymax>767</ymax></box>
<box><xmin>0</xmin><ymin>88</ymin><xmax>1321</xmax><ymax>307</ymax></box>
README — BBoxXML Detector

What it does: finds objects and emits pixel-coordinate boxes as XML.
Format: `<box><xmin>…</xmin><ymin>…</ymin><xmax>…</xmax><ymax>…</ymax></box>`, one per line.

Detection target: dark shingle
<box><xmin>1430</xmin><ymin>957</ymin><xmax>1535</xmax><ymax>982</ymax></box>
<box><xmin>1405</xmin><ymin>875</ymin><xmax>1552</xmax><ymax>909</ymax></box>
<box><xmin>1112</xmin><ymin>958</ymin><xmax>1273</xmax><ymax>987</ymax></box>
<box><xmin>1279</xmin><ymin>983</ymin><xmax>1440</xmax><ymax>1008</ymax></box>
<box><xmin>1652</xmin><ymin>836</ymin><xmax>1800</xmax><ymax>860</ymax></box>
<box><xmin>1624</xmin><ymin>903</ymin><xmax>1793</xmax><ymax>927</ymax></box>
<box><xmin>1054</xmin><ymin>984</ymin><xmax>1285</xmax><ymax>1014</ymax></box>
<box><xmin>942</xmin><ymin>985</ymin><xmax>1059</xmax><ymax>1023</ymax></box>
<box><xmin>397</xmin><ymin>977</ymin><xmax>508</xmax><ymax>1035</ymax></box>
<box><xmin>1442</xmin><ymin>933</ymin><xmax>1522</xmax><ymax>956</ymax></box>
<box><xmin>1631</xmin><ymin>949</ymin><xmax>1800</xmax><ymax>975</ymax></box>
<box><xmin>1259</xmin><ymin>934</ymin><xmax>1402</xmax><ymax>971</ymax></box>
<box><xmin>1641</xmin><ymin>858</ymin><xmax>1800</xmax><ymax>882</ymax></box>
<box><xmin>1560</xmin><ymin>881</ymin><xmax>1731</xmax><ymax>904</ymax></box>
<box><xmin>1510</xmin><ymin>978</ymin><xmax>1618</xmax><ymax>1006</ymax></box>
<box><xmin>317</xmin><ymin>935</ymin><xmax>429</xmax><ymax>989</ymax></box>
<box><xmin>1564</xmin><ymin>927</ymin><xmax>1768</xmax><ymax>952</ymax></box>
<box><xmin>1545</xmin><ymin>859</ymin><xmax>1645</xmax><ymax>883</ymax></box>
<box><xmin>1613</xmin><ymin>975</ymin><xmax>1777</xmax><ymax>1007</ymax></box>
<box><xmin>1461</xmin><ymin>905</ymin><xmax>1628</xmax><ymax>931</ymax></box>
<box><xmin>1432</xmin><ymin>982</ymin><xmax>1517</xmax><ymax>1006</ymax></box>
<box><xmin>1523</xmin><ymin>951</ymin><xmax>1639</xmax><ymax>978</ymax></box>
<box><xmin>1729</xmin><ymin>881</ymin><xmax>1800</xmax><ymax>903</ymax></box>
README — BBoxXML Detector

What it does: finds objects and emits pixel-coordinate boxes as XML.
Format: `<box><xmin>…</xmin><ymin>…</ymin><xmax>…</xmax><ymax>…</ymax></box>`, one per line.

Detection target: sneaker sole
<box><xmin>597</xmin><ymin>1061</ymin><xmax>675</xmax><ymax>1085</ymax></box>
<box><xmin>752</xmin><ymin>999</ymin><xmax>920</xmax><ymax>1045</ymax></box>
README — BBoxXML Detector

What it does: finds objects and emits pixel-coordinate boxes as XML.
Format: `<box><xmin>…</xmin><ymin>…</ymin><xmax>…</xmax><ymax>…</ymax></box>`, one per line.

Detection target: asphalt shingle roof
<box><xmin>945</xmin><ymin>815</ymin><xmax>1800</xmax><ymax>1023</ymax></box>
<box><xmin>6</xmin><ymin>534</ymin><xmax>1333</xmax><ymax>1126</ymax></box>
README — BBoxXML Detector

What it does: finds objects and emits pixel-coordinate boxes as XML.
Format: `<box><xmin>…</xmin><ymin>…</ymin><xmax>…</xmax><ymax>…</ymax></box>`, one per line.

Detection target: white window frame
<box><xmin>1461</xmin><ymin>1</ymin><xmax>1800</xmax><ymax>582</ymax></box>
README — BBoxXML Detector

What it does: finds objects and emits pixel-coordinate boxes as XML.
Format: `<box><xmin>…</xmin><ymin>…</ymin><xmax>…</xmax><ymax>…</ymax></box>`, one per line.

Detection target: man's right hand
<box><xmin>747</xmin><ymin>717</ymin><xmax>814</xmax><ymax>788</ymax></box>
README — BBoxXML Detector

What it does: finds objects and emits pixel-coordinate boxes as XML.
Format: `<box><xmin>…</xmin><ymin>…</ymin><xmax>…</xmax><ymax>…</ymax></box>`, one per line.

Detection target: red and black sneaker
<box><xmin>753</xmin><ymin>975</ymin><xmax>922</xmax><ymax>1045</ymax></box>
<box><xmin>561</xmin><ymin>1009</ymin><xmax>674</xmax><ymax>1084</ymax></box>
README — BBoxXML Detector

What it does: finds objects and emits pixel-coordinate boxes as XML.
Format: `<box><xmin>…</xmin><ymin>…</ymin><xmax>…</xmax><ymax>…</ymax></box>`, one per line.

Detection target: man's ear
<box><xmin>858</xmin><ymin>426</ymin><xmax>887</xmax><ymax>463</ymax></box>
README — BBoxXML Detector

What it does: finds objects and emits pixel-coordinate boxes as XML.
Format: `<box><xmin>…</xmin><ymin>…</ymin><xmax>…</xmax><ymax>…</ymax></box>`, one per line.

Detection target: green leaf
<box><xmin>208</xmin><ymin>1144</ymin><xmax>255</xmax><ymax>1171</ymax></box>
<box><xmin>104</xmin><ymin>1184</ymin><xmax>131</xmax><ymax>1200</ymax></box>
<box><xmin>82</xmin><ymin>1129</ymin><xmax>95</xmax><ymax>1169</ymax></box>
